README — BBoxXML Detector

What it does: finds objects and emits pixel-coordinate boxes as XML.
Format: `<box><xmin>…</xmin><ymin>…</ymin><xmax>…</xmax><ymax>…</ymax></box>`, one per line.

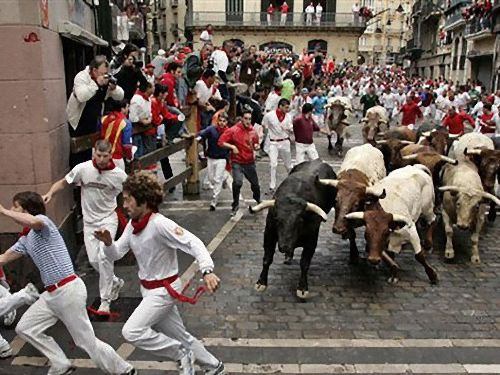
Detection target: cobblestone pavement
<box><xmin>3</xmin><ymin>121</ymin><xmax>500</xmax><ymax>374</ymax></box>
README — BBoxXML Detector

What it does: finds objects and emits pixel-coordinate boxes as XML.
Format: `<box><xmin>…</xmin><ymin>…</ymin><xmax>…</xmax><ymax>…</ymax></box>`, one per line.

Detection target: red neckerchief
<box><xmin>276</xmin><ymin>109</ymin><xmax>286</xmax><ymax>122</ymax></box>
<box><xmin>135</xmin><ymin>89</ymin><xmax>150</xmax><ymax>101</ymax></box>
<box><xmin>274</xmin><ymin>89</ymin><xmax>282</xmax><ymax>96</ymax></box>
<box><xmin>202</xmin><ymin>77</ymin><xmax>217</xmax><ymax>95</ymax></box>
<box><xmin>19</xmin><ymin>227</ymin><xmax>31</xmax><ymax>238</ymax></box>
<box><xmin>92</xmin><ymin>159</ymin><xmax>116</xmax><ymax>174</ymax></box>
<box><xmin>131</xmin><ymin>211</ymin><xmax>156</xmax><ymax>235</ymax></box>
<box><xmin>208</xmin><ymin>29</ymin><xmax>213</xmax><ymax>35</ymax></box>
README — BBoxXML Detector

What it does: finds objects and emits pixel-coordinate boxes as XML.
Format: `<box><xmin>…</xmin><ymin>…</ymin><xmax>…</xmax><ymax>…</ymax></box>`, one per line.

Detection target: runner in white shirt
<box><xmin>381</xmin><ymin>87</ymin><xmax>398</xmax><ymax>124</ymax></box>
<box><xmin>95</xmin><ymin>171</ymin><xmax>225</xmax><ymax>375</ymax></box>
<box><xmin>262</xmin><ymin>98</ymin><xmax>293</xmax><ymax>193</ymax></box>
<box><xmin>265</xmin><ymin>85</ymin><xmax>282</xmax><ymax>113</ymax></box>
<box><xmin>43</xmin><ymin>140</ymin><xmax>127</xmax><ymax>314</ymax></box>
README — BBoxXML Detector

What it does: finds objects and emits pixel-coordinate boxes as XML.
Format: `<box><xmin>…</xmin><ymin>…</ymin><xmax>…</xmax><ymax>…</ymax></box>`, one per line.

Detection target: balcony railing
<box><xmin>465</xmin><ymin>19</ymin><xmax>492</xmax><ymax>36</ymax></box>
<box><xmin>186</xmin><ymin>12</ymin><xmax>366</xmax><ymax>28</ymax></box>
<box><xmin>445</xmin><ymin>0</ymin><xmax>471</xmax><ymax>10</ymax></box>
<box><xmin>445</xmin><ymin>11</ymin><xmax>465</xmax><ymax>27</ymax></box>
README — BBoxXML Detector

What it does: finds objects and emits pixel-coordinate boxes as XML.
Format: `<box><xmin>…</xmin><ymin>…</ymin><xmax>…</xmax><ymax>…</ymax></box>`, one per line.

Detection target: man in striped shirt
<box><xmin>0</xmin><ymin>191</ymin><xmax>136</xmax><ymax>375</ymax></box>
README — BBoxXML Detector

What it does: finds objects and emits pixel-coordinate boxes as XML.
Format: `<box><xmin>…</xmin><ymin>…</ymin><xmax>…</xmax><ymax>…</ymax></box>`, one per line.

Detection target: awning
<box><xmin>58</xmin><ymin>20</ymin><xmax>108</xmax><ymax>47</ymax></box>
<box><xmin>467</xmin><ymin>50</ymin><xmax>494</xmax><ymax>59</ymax></box>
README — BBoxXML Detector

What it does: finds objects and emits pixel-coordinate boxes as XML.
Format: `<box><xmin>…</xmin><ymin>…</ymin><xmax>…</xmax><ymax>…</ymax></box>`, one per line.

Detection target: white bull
<box><xmin>448</xmin><ymin>132</ymin><xmax>494</xmax><ymax>161</ymax></box>
<box><xmin>324</xmin><ymin>96</ymin><xmax>353</xmax><ymax>156</ymax></box>
<box><xmin>339</xmin><ymin>143</ymin><xmax>386</xmax><ymax>184</ymax></box>
<box><xmin>361</xmin><ymin>106</ymin><xmax>389</xmax><ymax>144</ymax></box>
<box><xmin>440</xmin><ymin>160</ymin><xmax>500</xmax><ymax>263</ymax></box>
<box><xmin>345</xmin><ymin>165</ymin><xmax>438</xmax><ymax>284</ymax></box>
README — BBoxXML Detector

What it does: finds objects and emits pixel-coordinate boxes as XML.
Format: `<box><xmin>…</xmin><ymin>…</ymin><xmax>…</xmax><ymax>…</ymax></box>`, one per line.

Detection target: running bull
<box><xmin>250</xmin><ymin>160</ymin><xmax>337</xmax><ymax>299</ymax></box>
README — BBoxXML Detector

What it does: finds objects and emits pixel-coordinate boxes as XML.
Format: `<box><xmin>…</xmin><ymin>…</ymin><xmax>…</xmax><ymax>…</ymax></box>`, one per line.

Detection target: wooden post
<box><xmin>183</xmin><ymin>93</ymin><xmax>200</xmax><ymax>195</ymax></box>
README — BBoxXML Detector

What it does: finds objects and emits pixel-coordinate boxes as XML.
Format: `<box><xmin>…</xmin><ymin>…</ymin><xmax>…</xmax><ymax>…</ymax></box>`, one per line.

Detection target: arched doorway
<box><xmin>308</xmin><ymin>39</ymin><xmax>327</xmax><ymax>53</ymax></box>
<box><xmin>260</xmin><ymin>41</ymin><xmax>294</xmax><ymax>52</ymax></box>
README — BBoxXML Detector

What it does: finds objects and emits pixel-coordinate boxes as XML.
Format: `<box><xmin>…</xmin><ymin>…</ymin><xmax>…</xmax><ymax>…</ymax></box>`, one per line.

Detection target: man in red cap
<box><xmin>144</xmin><ymin>63</ymin><xmax>155</xmax><ymax>85</ymax></box>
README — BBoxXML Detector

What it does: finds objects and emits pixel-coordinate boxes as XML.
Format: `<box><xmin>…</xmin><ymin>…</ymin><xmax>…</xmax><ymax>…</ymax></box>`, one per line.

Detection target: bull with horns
<box><xmin>324</xmin><ymin>96</ymin><xmax>353</xmax><ymax>157</ymax></box>
<box><xmin>250</xmin><ymin>159</ymin><xmax>337</xmax><ymax>300</ymax></box>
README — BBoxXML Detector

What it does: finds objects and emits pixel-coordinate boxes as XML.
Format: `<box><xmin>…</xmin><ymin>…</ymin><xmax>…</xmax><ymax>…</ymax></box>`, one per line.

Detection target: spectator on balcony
<box><xmin>315</xmin><ymin>2</ymin><xmax>323</xmax><ymax>25</ymax></box>
<box><xmin>114</xmin><ymin>45</ymin><xmax>148</xmax><ymax>101</ymax></box>
<box><xmin>305</xmin><ymin>2</ymin><xmax>315</xmax><ymax>25</ymax></box>
<box><xmin>280</xmin><ymin>1</ymin><xmax>289</xmax><ymax>25</ymax></box>
<box><xmin>66</xmin><ymin>56</ymin><xmax>124</xmax><ymax>168</ymax></box>
<box><xmin>200</xmin><ymin>24</ymin><xmax>214</xmax><ymax>44</ymax></box>
<box><xmin>352</xmin><ymin>2</ymin><xmax>360</xmax><ymax>25</ymax></box>
<box><xmin>267</xmin><ymin>3</ymin><xmax>275</xmax><ymax>25</ymax></box>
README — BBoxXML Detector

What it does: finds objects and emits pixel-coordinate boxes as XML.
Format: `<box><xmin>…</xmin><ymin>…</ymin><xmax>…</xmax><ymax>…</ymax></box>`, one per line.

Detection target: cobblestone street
<box><xmin>3</xmin><ymin>124</ymin><xmax>500</xmax><ymax>374</ymax></box>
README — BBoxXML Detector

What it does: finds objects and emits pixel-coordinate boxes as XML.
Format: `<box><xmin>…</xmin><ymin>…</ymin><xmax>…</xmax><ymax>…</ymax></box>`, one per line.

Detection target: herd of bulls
<box><xmin>249</xmin><ymin>115</ymin><xmax>500</xmax><ymax>301</ymax></box>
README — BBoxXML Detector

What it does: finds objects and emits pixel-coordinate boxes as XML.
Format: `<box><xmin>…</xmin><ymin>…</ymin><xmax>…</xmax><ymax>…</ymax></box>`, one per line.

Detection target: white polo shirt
<box><xmin>262</xmin><ymin>110</ymin><xmax>293</xmax><ymax>141</ymax></box>
<box><xmin>194</xmin><ymin>80</ymin><xmax>222</xmax><ymax>105</ymax></box>
<box><xmin>129</xmin><ymin>93</ymin><xmax>152</xmax><ymax>123</ymax></box>
<box><xmin>65</xmin><ymin>160</ymin><xmax>128</xmax><ymax>226</ymax></box>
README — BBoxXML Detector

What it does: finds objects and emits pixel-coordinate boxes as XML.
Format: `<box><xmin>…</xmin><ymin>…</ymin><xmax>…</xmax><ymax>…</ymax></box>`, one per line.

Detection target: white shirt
<box><xmin>105</xmin><ymin>213</ymin><xmax>214</xmax><ymax>281</ymax></box>
<box><xmin>352</xmin><ymin>4</ymin><xmax>360</xmax><ymax>12</ymax></box>
<box><xmin>456</xmin><ymin>92</ymin><xmax>470</xmax><ymax>109</ymax></box>
<box><xmin>316</xmin><ymin>4</ymin><xmax>323</xmax><ymax>13</ymax></box>
<box><xmin>395</xmin><ymin>93</ymin><xmax>406</xmax><ymax>107</ymax></box>
<box><xmin>211</xmin><ymin>50</ymin><xmax>229</xmax><ymax>75</ymax></box>
<box><xmin>265</xmin><ymin>91</ymin><xmax>282</xmax><ymax>112</ymax></box>
<box><xmin>129</xmin><ymin>93</ymin><xmax>152</xmax><ymax>123</ymax></box>
<box><xmin>194</xmin><ymin>79</ymin><xmax>222</xmax><ymax>105</ymax></box>
<box><xmin>381</xmin><ymin>93</ymin><xmax>397</xmax><ymax>109</ymax></box>
<box><xmin>262</xmin><ymin>111</ymin><xmax>293</xmax><ymax>140</ymax></box>
<box><xmin>471</xmin><ymin>101</ymin><xmax>484</xmax><ymax>117</ymax></box>
<box><xmin>200</xmin><ymin>30</ymin><xmax>213</xmax><ymax>43</ymax></box>
<box><xmin>492</xmin><ymin>113</ymin><xmax>500</xmax><ymax>136</ymax></box>
<box><xmin>65</xmin><ymin>160</ymin><xmax>127</xmax><ymax>226</ymax></box>
<box><xmin>305</xmin><ymin>5</ymin><xmax>315</xmax><ymax>14</ymax></box>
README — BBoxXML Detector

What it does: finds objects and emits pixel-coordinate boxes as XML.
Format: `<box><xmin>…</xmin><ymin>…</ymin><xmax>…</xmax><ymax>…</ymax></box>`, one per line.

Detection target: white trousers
<box><xmin>0</xmin><ymin>285</ymin><xmax>30</xmax><ymax>349</ymax></box>
<box><xmin>306</xmin><ymin>14</ymin><xmax>313</xmax><ymax>25</ymax></box>
<box><xmin>83</xmin><ymin>214</ymin><xmax>119</xmax><ymax>302</ymax></box>
<box><xmin>116</xmin><ymin>15</ymin><xmax>129</xmax><ymax>41</ymax></box>
<box><xmin>267</xmin><ymin>14</ymin><xmax>272</xmax><ymax>25</ymax></box>
<box><xmin>16</xmin><ymin>278</ymin><xmax>131</xmax><ymax>374</ymax></box>
<box><xmin>280</xmin><ymin>13</ymin><xmax>287</xmax><ymax>25</ymax></box>
<box><xmin>295</xmin><ymin>142</ymin><xmax>319</xmax><ymax>164</ymax></box>
<box><xmin>122</xmin><ymin>280</ymin><xmax>219</xmax><ymax>369</ymax></box>
<box><xmin>269</xmin><ymin>140</ymin><xmax>292</xmax><ymax>190</ymax></box>
<box><xmin>207</xmin><ymin>158</ymin><xmax>227</xmax><ymax>206</ymax></box>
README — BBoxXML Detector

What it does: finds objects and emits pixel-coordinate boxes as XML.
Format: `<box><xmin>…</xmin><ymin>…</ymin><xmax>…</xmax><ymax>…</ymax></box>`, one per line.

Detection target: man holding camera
<box><xmin>67</xmin><ymin>55</ymin><xmax>124</xmax><ymax>167</ymax></box>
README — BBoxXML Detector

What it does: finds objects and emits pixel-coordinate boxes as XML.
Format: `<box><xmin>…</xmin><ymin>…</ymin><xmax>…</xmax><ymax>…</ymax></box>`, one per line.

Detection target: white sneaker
<box><xmin>110</xmin><ymin>278</ymin><xmax>125</xmax><ymax>301</ymax></box>
<box><xmin>3</xmin><ymin>310</ymin><xmax>16</xmax><ymax>326</ymax></box>
<box><xmin>205</xmin><ymin>361</ymin><xmax>225</xmax><ymax>375</ymax></box>
<box><xmin>22</xmin><ymin>283</ymin><xmax>40</xmax><ymax>304</ymax></box>
<box><xmin>177</xmin><ymin>350</ymin><xmax>195</xmax><ymax>375</ymax></box>
<box><xmin>47</xmin><ymin>365</ymin><xmax>76</xmax><ymax>375</ymax></box>
<box><xmin>0</xmin><ymin>344</ymin><xmax>12</xmax><ymax>359</ymax></box>
<box><xmin>97</xmin><ymin>300</ymin><xmax>110</xmax><ymax>314</ymax></box>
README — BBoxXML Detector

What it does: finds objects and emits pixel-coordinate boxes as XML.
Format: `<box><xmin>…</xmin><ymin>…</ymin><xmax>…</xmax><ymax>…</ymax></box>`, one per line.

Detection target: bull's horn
<box><xmin>482</xmin><ymin>192</ymin><xmax>500</xmax><ymax>206</ymax></box>
<box><xmin>318</xmin><ymin>179</ymin><xmax>339</xmax><ymax>188</ymax></box>
<box><xmin>449</xmin><ymin>133</ymin><xmax>460</xmax><ymax>138</ymax></box>
<box><xmin>402</xmin><ymin>154</ymin><xmax>418</xmax><ymax>161</ymax></box>
<box><xmin>365</xmin><ymin>187</ymin><xmax>386</xmax><ymax>199</ymax></box>
<box><xmin>392</xmin><ymin>214</ymin><xmax>412</xmax><ymax>227</ymax></box>
<box><xmin>305</xmin><ymin>202</ymin><xmax>329</xmax><ymax>221</ymax></box>
<box><xmin>439</xmin><ymin>155</ymin><xmax>458</xmax><ymax>165</ymax></box>
<box><xmin>345</xmin><ymin>212</ymin><xmax>365</xmax><ymax>221</ymax></box>
<box><xmin>249</xmin><ymin>200</ymin><xmax>275</xmax><ymax>213</ymax></box>
<box><xmin>439</xmin><ymin>186</ymin><xmax>461</xmax><ymax>193</ymax></box>
<box><xmin>376</xmin><ymin>140</ymin><xmax>388</xmax><ymax>144</ymax></box>
<box><xmin>421</xmin><ymin>131</ymin><xmax>432</xmax><ymax>137</ymax></box>
<box><xmin>378</xmin><ymin>132</ymin><xmax>386</xmax><ymax>136</ymax></box>
<box><xmin>464</xmin><ymin>147</ymin><xmax>483</xmax><ymax>156</ymax></box>
<box><xmin>400</xmin><ymin>140</ymin><xmax>415</xmax><ymax>145</ymax></box>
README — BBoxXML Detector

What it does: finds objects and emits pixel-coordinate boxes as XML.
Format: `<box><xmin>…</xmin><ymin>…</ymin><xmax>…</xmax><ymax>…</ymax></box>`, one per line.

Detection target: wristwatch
<box><xmin>203</xmin><ymin>270</ymin><xmax>213</xmax><ymax>277</ymax></box>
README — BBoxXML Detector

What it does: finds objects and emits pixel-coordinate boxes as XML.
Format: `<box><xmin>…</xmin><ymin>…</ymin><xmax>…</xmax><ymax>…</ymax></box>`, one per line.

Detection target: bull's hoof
<box><xmin>487</xmin><ymin>210</ymin><xmax>496</xmax><ymax>222</ymax></box>
<box><xmin>296</xmin><ymin>289</ymin><xmax>310</xmax><ymax>299</ymax></box>
<box><xmin>428</xmin><ymin>272</ymin><xmax>438</xmax><ymax>285</ymax></box>
<box><xmin>328</xmin><ymin>144</ymin><xmax>333</xmax><ymax>151</ymax></box>
<box><xmin>470</xmin><ymin>255</ymin><xmax>481</xmax><ymax>264</ymax></box>
<box><xmin>386</xmin><ymin>276</ymin><xmax>399</xmax><ymax>284</ymax></box>
<box><xmin>284</xmin><ymin>256</ymin><xmax>293</xmax><ymax>265</ymax></box>
<box><xmin>255</xmin><ymin>283</ymin><xmax>267</xmax><ymax>292</ymax></box>
<box><xmin>444</xmin><ymin>249</ymin><xmax>455</xmax><ymax>260</ymax></box>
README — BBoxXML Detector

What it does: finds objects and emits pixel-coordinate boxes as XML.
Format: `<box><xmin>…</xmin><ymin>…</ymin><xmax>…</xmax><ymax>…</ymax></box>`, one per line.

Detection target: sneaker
<box><xmin>3</xmin><ymin>310</ymin><xmax>16</xmax><ymax>326</ymax></box>
<box><xmin>230</xmin><ymin>206</ymin><xmax>239</xmax><ymax>217</ymax></box>
<box><xmin>0</xmin><ymin>344</ymin><xmax>12</xmax><ymax>359</ymax></box>
<box><xmin>110</xmin><ymin>278</ymin><xmax>125</xmax><ymax>301</ymax></box>
<box><xmin>177</xmin><ymin>350</ymin><xmax>195</xmax><ymax>375</ymax></box>
<box><xmin>209</xmin><ymin>204</ymin><xmax>216</xmax><ymax>211</ymax></box>
<box><xmin>121</xmin><ymin>367</ymin><xmax>138</xmax><ymax>375</ymax></box>
<box><xmin>97</xmin><ymin>300</ymin><xmax>111</xmax><ymax>314</ymax></box>
<box><xmin>205</xmin><ymin>361</ymin><xmax>225</xmax><ymax>375</ymax></box>
<box><xmin>22</xmin><ymin>283</ymin><xmax>40</xmax><ymax>304</ymax></box>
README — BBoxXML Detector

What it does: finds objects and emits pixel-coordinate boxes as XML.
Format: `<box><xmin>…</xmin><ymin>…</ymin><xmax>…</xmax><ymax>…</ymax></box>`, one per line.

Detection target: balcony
<box><xmin>444</xmin><ymin>0</ymin><xmax>471</xmax><ymax>13</ymax></box>
<box><xmin>128</xmin><ymin>14</ymin><xmax>145</xmax><ymax>40</ymax></box>
<box><xmin>186</xmin><ymin>12</ymin><xmax>366</xmax><ymax>31</ymax></box>
<box><xmin>422</xmin><ymin>1</ymin><xmax>444</xmax><ymax>22</ymax></box>
<box><xmin>444</xmin><ymin>11</ymin><xmax>465</xmax><ymax>30</ymax></box>
<box><xmin>465</xmin><ymin>20</ymin><xmax>493</xmax><ymax>39</ymax></box>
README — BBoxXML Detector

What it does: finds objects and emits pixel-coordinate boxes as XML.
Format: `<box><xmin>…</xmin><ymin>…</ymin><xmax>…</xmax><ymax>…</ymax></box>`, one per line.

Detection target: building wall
<box><xmin>0</xmin><ymin>0</ymin><xmax>97</xmax><ymax>234</ymax></box>
<box><xmin>211</xmin><ymin>30</ymin><xmax>359</xmax><ymax>59</ymax></box>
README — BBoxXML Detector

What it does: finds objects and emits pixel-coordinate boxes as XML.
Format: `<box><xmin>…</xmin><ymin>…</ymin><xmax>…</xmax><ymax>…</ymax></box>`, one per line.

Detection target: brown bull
<box><xmin>419</xmin><ymin>129</ymin><xmax>449</xmax><ymax>155</ymax></box>
<box><xmin>376</xmin><ymin>139</ymin><xmax>414</xmax><ymax>171</ymax></box>
<box><xmin>379</xmin><ymin>127</ymin><xmax>417</xmax><ymax>143</ymax></box>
